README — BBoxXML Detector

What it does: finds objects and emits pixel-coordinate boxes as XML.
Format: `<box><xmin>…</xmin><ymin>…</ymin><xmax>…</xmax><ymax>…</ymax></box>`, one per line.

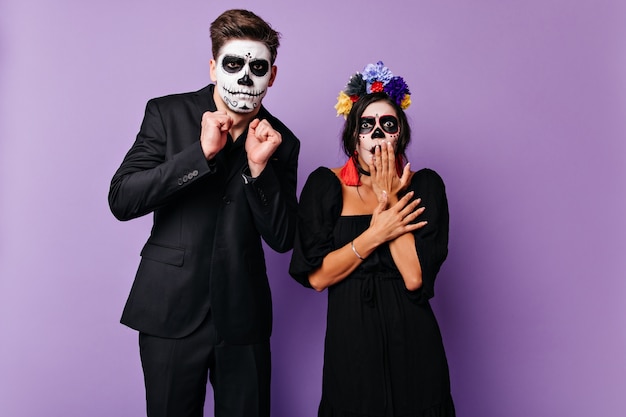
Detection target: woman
<box><xmin>289</xmin><ymin>62</ymin><xmax>455</xmax><ymax>417</ymax></box>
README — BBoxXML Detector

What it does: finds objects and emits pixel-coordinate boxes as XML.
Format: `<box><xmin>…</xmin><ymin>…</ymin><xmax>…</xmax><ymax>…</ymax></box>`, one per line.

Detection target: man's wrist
<box><xmin>248</xmin><ymin>162</ymin><xmax>266</xmax><ymax>178</ymax></box>
<box><xmin>241</xmin><ymin>167</ymin><xmax>258</xmax><ymax>184</ymax></box>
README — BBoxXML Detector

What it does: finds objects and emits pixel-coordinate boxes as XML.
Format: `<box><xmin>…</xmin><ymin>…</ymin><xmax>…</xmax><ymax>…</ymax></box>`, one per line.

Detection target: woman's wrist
<box><xmin>351</xmin><ymin>240</ymin><xmax>365</xmax><ymax>260</ymax></box>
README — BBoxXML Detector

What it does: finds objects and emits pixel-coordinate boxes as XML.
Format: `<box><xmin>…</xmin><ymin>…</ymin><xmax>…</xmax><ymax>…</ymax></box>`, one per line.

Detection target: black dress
<box><xmin>289</xmin><ymin>167</ymin><xmax>455</xmax><ymax>417</ymax></box>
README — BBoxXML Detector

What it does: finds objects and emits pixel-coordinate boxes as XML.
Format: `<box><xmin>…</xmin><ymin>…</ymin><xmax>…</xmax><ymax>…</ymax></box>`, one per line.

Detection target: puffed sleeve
<box><xmin>407</xmin><ymin>168</ymin><xmax>450</xmax><ymax>303</ymax></box>
<box><xmin>289</xmin><ymin>167</ymin><xmax>342</xmax><ymax>288</ymax></box>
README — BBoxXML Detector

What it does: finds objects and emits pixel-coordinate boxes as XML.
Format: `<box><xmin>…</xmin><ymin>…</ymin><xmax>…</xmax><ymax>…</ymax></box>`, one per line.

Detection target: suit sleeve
<box><xmin>108</xmin><ymin>99</ymin><xmax>214</xmax><ymax>221</ymax></box>
<box><xmin>242</xmin><ymin>134</ymin><xmax>300</xmax><ymax>253</ymax></box>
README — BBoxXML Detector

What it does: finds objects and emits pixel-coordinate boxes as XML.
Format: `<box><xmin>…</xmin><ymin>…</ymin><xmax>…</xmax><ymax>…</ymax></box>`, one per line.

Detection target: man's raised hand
<box><xmin>245</xmin><ymin>118</ymin><xmax>282</xmax><ymax>177</ymax></box>
<box><xmin>200</xmin><ymin>111</ymin><xmax>232</xmax><ymax>160</ymax></box>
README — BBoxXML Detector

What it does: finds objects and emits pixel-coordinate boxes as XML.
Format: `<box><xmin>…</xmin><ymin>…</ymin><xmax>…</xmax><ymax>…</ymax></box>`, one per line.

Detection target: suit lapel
<box><xmin>192</xmin><ymin>84</ymin><xmax>218</xmax><ymax>115</ymax></box>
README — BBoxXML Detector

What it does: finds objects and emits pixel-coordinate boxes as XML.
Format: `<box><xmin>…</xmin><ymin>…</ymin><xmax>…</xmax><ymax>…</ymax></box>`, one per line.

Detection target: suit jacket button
<box><xmin>222</xmin><ymin>196</ymin><xmax>231</xmax><ymax>205</ymax></box>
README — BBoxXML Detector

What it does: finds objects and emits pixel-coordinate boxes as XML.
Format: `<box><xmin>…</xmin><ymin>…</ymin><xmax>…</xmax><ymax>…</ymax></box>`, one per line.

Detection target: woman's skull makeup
<box><xmin>212</xmin><ymin>40</ymin><xmax>274</xmax><ymax>113</ymax></box>
<box><xmin>356</xmin><ymin>101</ymin><xmax>400</xmax><ymax>166</ymax></box>
<box><xmin>359</xmin><ymin>115</ymin><xmax>399</xmax><ymax>136</ymax></box>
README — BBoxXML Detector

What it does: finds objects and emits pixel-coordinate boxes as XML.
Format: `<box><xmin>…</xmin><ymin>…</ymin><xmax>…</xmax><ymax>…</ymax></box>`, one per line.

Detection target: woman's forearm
<box><xmin>308</xmin><ymin>228</ymin><xmax>383</xmax><ymax>291</ymax></box>
<box><xmin>389</xmin><ymin>232</ymin><xmax>423</xmax><ymax>291</ymax></box>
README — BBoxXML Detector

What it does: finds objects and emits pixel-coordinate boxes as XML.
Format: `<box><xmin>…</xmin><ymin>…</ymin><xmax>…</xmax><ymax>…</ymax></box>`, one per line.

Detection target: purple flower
<box><xmin>383</xmin><ymin>76</ymin><xmax>411</xmax><ymax>105</ymax></box>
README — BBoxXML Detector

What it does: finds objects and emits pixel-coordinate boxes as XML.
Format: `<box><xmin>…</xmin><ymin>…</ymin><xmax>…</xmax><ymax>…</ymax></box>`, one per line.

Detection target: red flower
<box><xmin>350</xmin><ymin>95</ymin><xmax>360</xmax><ymax>103</ymax></box>
<box><xmin>370</xmin><ymin>81</ymin><xmax>384</xmax><ymax>93</ymax></box>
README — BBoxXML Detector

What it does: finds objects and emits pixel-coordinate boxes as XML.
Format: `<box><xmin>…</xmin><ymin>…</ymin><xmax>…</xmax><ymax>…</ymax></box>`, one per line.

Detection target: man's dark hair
<box><xmin>210</xmin><ymin>9</ymin><xmax>281</xmax><ymax>64</ymax></box>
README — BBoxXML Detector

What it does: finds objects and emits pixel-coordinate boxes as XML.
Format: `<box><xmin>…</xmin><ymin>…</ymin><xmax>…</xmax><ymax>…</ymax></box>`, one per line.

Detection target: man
<box><xmin>108</xmin><ymin>9</ymin><xmax>300</xmax><ymax>417</ymax></box>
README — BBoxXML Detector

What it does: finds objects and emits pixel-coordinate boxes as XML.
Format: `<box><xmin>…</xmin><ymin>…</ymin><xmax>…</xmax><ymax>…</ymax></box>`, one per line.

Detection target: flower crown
<box><xmin>334</xmin><ymin>61</ymin><xmax>411</xmax><ymax>118</ymax></box>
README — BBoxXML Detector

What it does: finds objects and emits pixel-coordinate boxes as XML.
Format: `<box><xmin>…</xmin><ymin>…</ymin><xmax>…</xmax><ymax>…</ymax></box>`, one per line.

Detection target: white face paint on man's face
<box><xmin>213</xmin><ymin>40</ymin><xmax>273</xmax><ymax>113</ymax></box>
<box><xmin>356</xmin><ymin>101</ymin><xmax>400</xmax><ymax>167</ymax></box>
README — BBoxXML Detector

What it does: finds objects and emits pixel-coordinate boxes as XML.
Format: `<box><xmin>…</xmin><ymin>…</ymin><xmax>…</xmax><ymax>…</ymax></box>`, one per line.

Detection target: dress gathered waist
<box><xmin>348</xmin><ymin>270</ymin><xmax>402</xmax><ymax>307</ymax></box>
<box><xmin>349</xmin><ymin>270</ymin><xmax>402</xmax><ymax>280</ymax></box>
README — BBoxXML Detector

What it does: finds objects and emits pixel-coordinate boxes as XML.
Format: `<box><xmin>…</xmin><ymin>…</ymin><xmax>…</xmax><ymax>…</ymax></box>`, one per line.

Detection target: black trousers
<box><xmin>139</xmin><ymin>311</ymin><xmax>271</xmax><ymax>417</ymax></box>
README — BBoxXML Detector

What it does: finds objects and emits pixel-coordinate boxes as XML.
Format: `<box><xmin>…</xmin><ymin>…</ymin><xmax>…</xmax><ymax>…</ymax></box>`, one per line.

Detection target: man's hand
<box><xmin>245</xmin><ymin>118</ymin><xmax>282</xmax><ymax>177</ymax></box>
<box><xmin>200</xmin><ymin>111</ymin><xmax>232</xmax><ymax>160</ymax></box>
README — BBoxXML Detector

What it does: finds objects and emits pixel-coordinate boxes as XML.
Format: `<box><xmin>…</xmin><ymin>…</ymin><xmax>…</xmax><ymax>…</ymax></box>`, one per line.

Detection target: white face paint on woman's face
<box><xmin>212</xmin><ymin>39</ymin><xmax>274</xmax><ymax>113</ymax></box>
<box><xmin>356</xmin><ymin>101</ymin><xmax>400</xmax><ymax>167</ymax></box>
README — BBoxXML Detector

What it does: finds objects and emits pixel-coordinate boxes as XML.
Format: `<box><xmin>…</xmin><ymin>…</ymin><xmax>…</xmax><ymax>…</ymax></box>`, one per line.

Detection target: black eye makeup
<box><xmin>249</xmin><ymin>59</ymin><xmax>269</xmax><ymax>77</ymax></box>
<box><xmin>222</xmin><ymin>56</ymin><xmax>269</xmax><ymax>77</ymax></box>
<box><xmin>359</xmin><ymin>117</ymin><xmax>376</xmax><ymax>134</ymax></box>
<box><xmin>379</xmin><ymin>115</ymin><xmax>399</xmax><ymax>134</ymax></box>
<box><xmin>222</xmin><ymin>56</ymin><xmax>245</xmax><ymax>73</ymax></box>
<box><xmin>358</xmin><ymin>115</ymin><xmax>399</xmax><ymax>134</ymax></box>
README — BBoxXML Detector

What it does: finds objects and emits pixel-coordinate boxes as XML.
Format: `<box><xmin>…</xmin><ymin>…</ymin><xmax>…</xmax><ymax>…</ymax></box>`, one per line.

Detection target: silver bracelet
<box><xmin>351</xmin><ymin>240</ymin><xmax>365</xmax><ymax>260</ymax></box>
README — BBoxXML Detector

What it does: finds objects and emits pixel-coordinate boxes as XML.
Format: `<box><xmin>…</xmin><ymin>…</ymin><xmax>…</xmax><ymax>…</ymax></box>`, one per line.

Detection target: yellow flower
<box><xmin>400</xmin><ymin>94</ymin><xmax>411</xmax><ymax>110</ymax></box>
<box><xmin>335</xmin><ymin>91</ymin><xmax>353</xmax><ymax>118</ymax></box>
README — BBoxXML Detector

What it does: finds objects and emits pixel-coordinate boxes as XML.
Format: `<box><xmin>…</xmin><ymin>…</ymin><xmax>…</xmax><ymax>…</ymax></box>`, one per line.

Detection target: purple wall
<box><xmin>1</xmin><ymin>1</ymin><xmax>625</xmax><ymax>416</ymax></box>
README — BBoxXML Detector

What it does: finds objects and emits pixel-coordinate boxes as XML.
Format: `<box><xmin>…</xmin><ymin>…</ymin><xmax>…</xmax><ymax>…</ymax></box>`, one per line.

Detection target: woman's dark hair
<box><xmin>340</xmin><ymin>92</ymin><xmax>411</xmax><ymax>160</ymax></box>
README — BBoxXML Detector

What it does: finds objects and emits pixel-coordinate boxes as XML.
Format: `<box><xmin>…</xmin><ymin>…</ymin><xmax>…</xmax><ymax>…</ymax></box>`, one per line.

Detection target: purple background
<box><xmin>1</xmin><ymin>0</ymin><xmax>625</xmax><ymax>416</ymax></box>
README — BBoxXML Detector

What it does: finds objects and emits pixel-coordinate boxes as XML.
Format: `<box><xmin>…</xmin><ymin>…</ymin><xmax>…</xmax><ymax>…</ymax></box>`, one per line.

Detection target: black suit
<box><xmin>110</xmin><ymin>84</ymin><xmax>299</xmax><ymax>342</ymax></box>
<box><xmin>109</xmin><ymin>84</ymin><xmax>299</xmax><ymax>416</ymax></box>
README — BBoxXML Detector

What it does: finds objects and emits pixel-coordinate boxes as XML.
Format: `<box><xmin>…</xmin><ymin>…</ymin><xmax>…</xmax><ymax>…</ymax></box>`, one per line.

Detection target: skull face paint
<box><xmin>359</xmin><ymin>115</ymin><xmax>399</xmax><ymax>135</ymax></box>
<box><xmin>212</xmin><ymin>40</ymin><xmax>274</xmax><ymax>113</ymax></box>
<box><xmin>356</xmin><ymin>101</ymin><xmax>400</xmax><ymax>167</ymax></box>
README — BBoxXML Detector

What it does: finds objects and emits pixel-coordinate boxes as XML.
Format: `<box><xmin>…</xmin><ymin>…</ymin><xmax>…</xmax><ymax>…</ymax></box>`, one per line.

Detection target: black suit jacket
<box><xmin>109</xmin><ymin>84</ymin><xmax>300</xmax><ymax>343</ymax></box>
